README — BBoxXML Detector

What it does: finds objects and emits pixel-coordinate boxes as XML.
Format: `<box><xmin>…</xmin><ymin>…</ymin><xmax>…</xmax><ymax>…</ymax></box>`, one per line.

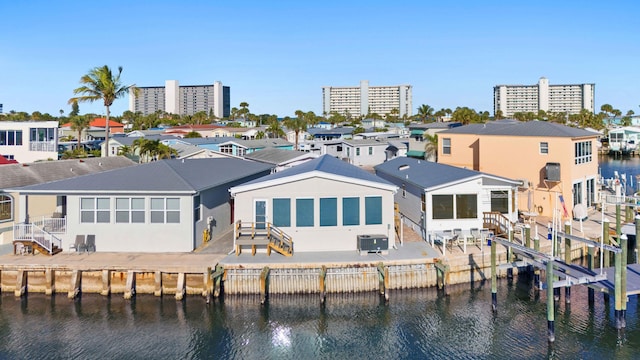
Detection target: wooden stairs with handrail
<box><xmin>13</xmin><ymin>239</ymin><xmax>63</xmax><ymax>256</ymax></box>
<box><xmin>234</xmin><ymin>221</ymin><xmax>293</xmax><ymax>257</ymax></box>
<box><xmin>482</xmin><ymin>211</ymin><xmax>516</xmax><ymax>238</ymax></box>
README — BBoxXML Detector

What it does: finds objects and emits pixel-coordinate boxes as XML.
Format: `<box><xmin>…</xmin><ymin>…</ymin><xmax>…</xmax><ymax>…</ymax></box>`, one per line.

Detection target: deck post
<box><xmin>15</xmin><ymin>270</ymin><xmax>27</xmax><ymax>297</ymax></box>
<box><xmin>45</xmin><ymin>268</ymin><xmax>55</xmax><ymax>296</ymax></box>
<box><xmin>154</xmin><ymin>271</ymin><xmax>163</xmax><ymax>297</ymax></box>
<box><xmin>124</xmin><ymin>271</ymin><xmax>136</xmax><ymax>300</ymax></box>
<box><xmin>616</xmin><ymin>204</ymin><xmax>621</xmax><ymax>237</ymax></box>
<box><xmin>587</xmin><ymin>245</ymin><xmax>595</xmax><ymax>306</ymax></box>
<box><xmin>68</xmin><ymin>270</ymin><xmax>81</xmax><ymax>299</ymax></box>
<box><xmin>614</xmin><ymin>247</ymin><xmax>622</xmax><ymax>329</ymax></box>
<box><xmin>635</xmin><ymin>215</ymin><xmax>640</xmax><ymax>264</ymax></box>
<box><xmin>101</xmin><ymin>270</ymin><xmax>111</xmax><ymax>296</ymax></box>
<box><xmin>525</xmin><ymin>224</ymin><xmax>531</xmax><ymax>249</ymax></box>
<box><xmin>534</xmin><ymin>236</ymin><xmax>541</xmax><ymax>290</ymax></box>
<box><xmin>319</xmin><ymin>265</ymin><xmax>327</xmax><ymax>304</ymax></box>
<box><xmin>260</xmin><ymin>266</ymin><xmax>270</xmax><ymax>305</ymax></box>
<box><xmin>175</xmin><ymin>273</ymin><xmax>186</xmax><ymax>301</ymax></box>
<box><xmin>564</xmin><ymin>222</ymin><xmax>572</xmax><ymax>304</ymax></box>
<box><xmin>546</xmin><ymin>258</ymin><xmax>555</xmax><ymax>343</ymax></box>
<box><xmin>625</xmin><ymin>201</ymin><xmax>633</xmax><ymax>223</ymax></box>
<box><xmin>491</xmin><ymin>237</ymin><xmax>497</xmax><ymax>311</ymax></box>
<box><xmin>620</xmin><ymin>234</ymin><xmax>628</xmax><ymax>328</ymax></box>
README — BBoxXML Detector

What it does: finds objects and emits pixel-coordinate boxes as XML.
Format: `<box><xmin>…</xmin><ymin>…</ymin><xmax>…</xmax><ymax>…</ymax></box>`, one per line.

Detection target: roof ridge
<box><xmin>162</xmin><ymin>159</ymin><xmax>202</xmax><ymax>191</ymax></box>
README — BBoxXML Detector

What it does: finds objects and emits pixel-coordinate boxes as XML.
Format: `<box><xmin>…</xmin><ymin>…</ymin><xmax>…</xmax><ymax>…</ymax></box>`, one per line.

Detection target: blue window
<box><xmin>365</xmin><ymin>196</ymin><xmax>382</xmax><ymax>225</ymax></box>
<box><xmin>273</xmin><ymin>198</ymin><xmax>291</xmax><ymax>227</ymax></box>
<box><xmin>296</xmin><ymin>198</ymin><xmax>314</xmax><ymax>227</ymax></box>
<box><xmin>342</xmin><ymin>197</ymin><xmax>359</xmax><ymax>226</ymax></box>
<box><xmin>320</xmin><ymin>198</ymin><xmax>337</xmax><ymax>226</ymax></box>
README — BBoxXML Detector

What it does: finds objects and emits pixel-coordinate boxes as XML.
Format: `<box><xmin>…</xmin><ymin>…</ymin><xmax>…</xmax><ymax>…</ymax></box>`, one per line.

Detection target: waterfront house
<box><xmin>436</xmin><ymin>119</ymin><xmax>599</xmax><ymax>218</ymax></box>
<box><xmin>374</xmin><ymin>157</ymin><xmax>520</xmax><ymax>241</ymax></box>
<box><xmin>0</xmin><ymin>157</ymin><xmax>136</xmax><ymax>248</ymax></box>
<box><xmin>406</xmin><ymin>122</ymin><xmax>461</xmax><ymax>160</ymax></box>
<box><xmin>0</xmin><ymin>121</ymin><xmax>59</xmax><ymax>163</ymax></box>
<box><xmin>243</xmin><ymin>148</ymin><xmax>318</xmax><ymax>172</ymax></box>
<box><xmin>607</xmin><ymin>126</ymin><xmax>640</xmax><ymax>155</ymax></box>
<box><xmin>323</xmin><ymin>139</ymin><xmax>393</xmax><ymax>167</ymax></box>
<box><xmin>229</xmin><ymin>155</ymin><xmax>398</xmax><ymax>253</ymax></box>
<box><xmin>8</xmin><ymin>158</ymin><xmax>274</xmax><ymax>253</ymax></box>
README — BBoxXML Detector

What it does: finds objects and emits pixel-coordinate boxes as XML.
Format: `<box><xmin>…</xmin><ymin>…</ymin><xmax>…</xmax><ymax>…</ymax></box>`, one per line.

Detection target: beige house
<box><xmin>436</xmin><ymin>120</ymin><xmax>599</xmax><ymax>219</ymax></box>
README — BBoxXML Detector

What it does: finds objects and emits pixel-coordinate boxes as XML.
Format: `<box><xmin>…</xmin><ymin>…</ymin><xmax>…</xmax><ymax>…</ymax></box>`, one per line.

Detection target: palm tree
<box><xmin>424</xmin><ymin>133</ymin><xmax>438</xmax><ymax>161</ymax></box>
<box><xmin>69</xmin><ymin>114</ymin><xmax>91</xmax><ymax>151</ymax></box>
<box><xmin>69</xmin><ymin>65</ymin><xmax>136</xmax><ymax>157</ymax></box>
<box><xmin>417</xmin><ymin>104</ymin><xmax>435</xmax><ymax>122</ymax></box>
<box><xmin>266</xmin><ymin>117</ymin><xmax>285</xmax><ymax>138</ymax></box>
<box><xmin>285</xmin><ymin>111</ymin><xmax>308</xmax><ymax>150</ymax></box>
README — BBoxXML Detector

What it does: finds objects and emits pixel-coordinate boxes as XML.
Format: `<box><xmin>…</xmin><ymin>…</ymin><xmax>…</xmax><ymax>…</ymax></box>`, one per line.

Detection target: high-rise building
<box><xmin>493</xmin><ymin>77</ymin><xmax>595</xmax><ymax>117</ymax></box>
<box><xmin>129</xmin><ymin>80</ymin><xmax>230</xmax><ymax>118</ymax></box>
<box><xmin>322</xmin><ymin>80</ymin><xmax>412</xmax><ymax>119</ymax></box>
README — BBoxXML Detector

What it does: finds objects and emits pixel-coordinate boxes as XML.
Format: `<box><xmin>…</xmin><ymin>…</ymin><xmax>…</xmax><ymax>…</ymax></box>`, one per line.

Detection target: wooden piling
<box><xmin>15</xmin><ymin>270</ymin><xmax>27</xmax><ymax>297</ymax></box>
<box><xmin>101</xmin><ymin>270</ymin><xmax>111</xmax><ymax>296</ymax></box>
<box><xmin>534</xmin><ymin>236</ymin><xmax>540</xmax><ymax>290</ymax></box>
<box><xmin>124</xmin><ymin>271</ymin><xmax>136</xmax><ymax>300</ymax></box>
<box><xmin>45</xmin><ymin>268</ymin><xmax>55</xmax><ymax>296</ymax></box>
<box><xmin>260</xmin><ymin>266</ymin><xmax>270</xmax><ymax>305</ymax></box>
<box><xmin>212</xmin><ymin>265</ymin><xmax>224</xmax><ymax>298</ymax></box>
<box><xmin>525</xmin><ymin>224</ymin><xmax>531</xmax><ymax>249</ymax></box>
<box><xmin>616</xmin><ymin>204</ymin><xmax>621</xmax><ymax>236</ymax></box>
<box><xmin>507</xmin><ymin>228</ymin><xmax>514</xmax><ymax>281</ymax></box>
<box><xmin>203</xmin><ymin>267</ymin><xmax>213</xmax><ymax>302</ymax></box>
<box><xmin>564</xmin><ymin>222</ymin><xmax>572</xmax><ymax>304</ymax></box>
<box><xmin>175</xmin><ymin>273</ymin><xmax>186</xmax><ymax>301</ymax></box>
<box><xmin>546</xmin><ymin>258</ymin><xmax>555</xmax><ymax>343</ymax></box>
<box><xmin>620</xmin><ymin>234</ymin><xmax>628</xmax><ymax>328</ymax></box>
<box><xmin>614</xmin><ymin>246</ymin><xmax>622</xmax><ymax>329</ymax></box>
<box><xmin>377</xmin><ymin>262</ymin><xmax>389</xmax><ymax>302</ymax></box>
<box><xmin>491</xmin><ymin>237</ymin><xmax>497</xmax><ymax>311</ymax></box>
<box><xmin>154</xmin><ymin>271</ymin><xmax>163</xmax><ymax>297</ymax></box>
<box><xmin>68</xmin><ymin>270</ymin><xmax>81</xmax><ymax>299</ymax></box>
<box><xmin>636</xmin><ymin>215</ymin><xmax>640</xmax><ymax>264</ymax></box>
<box><xmin>319</xmin><ymin>265</ymin><xmax>327</xmax><ymax>304</ymax></box>
<box><xmin>587</xmin><ymin>245</ymin><xmax>595</xmax><ymax>306</ymax></box>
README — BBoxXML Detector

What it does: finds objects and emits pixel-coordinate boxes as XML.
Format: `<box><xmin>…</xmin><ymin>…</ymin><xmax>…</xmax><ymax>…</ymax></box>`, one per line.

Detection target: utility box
<box><xmin>357</xmin><ymin>234</ymin><xmax>388</xmax><ymax>255</ymax></box>
<box><xmin>545</xmin><ymin>162</ymin><xmax>561</xmax><ymax>182</ymax></box>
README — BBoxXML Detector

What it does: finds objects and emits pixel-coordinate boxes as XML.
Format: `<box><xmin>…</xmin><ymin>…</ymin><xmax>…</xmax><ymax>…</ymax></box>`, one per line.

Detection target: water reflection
<box><xmin>0</xmin><ymin>279</ymin><xmax>638</xmax><ymax>359</ymax></box>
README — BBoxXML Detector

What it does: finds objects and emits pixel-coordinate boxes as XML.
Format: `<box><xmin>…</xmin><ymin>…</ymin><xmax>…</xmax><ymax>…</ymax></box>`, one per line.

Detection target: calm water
<box><xmin>0</xmin><ymin>278</ymin><xmax>638</xmax><ymax>360</ymax></box>
<box><xmin>599</xmin><ymin>154</ymin><xmax>640</xmax><ymax>194</ymax></box>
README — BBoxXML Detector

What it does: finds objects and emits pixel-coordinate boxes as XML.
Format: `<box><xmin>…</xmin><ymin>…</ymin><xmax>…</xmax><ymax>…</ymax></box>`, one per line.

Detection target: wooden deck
<box><xmin>596</xmin><ymin>263</ymin><xmax>640</xmax><ymax>296</ymax></box>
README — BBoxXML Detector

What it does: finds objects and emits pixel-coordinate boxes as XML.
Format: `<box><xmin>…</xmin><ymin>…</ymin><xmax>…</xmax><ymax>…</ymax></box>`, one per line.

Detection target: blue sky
<box><xmin>1</xmin><ymin>1</ymin><xmax>638</xmax><ymax>118</ymax></box>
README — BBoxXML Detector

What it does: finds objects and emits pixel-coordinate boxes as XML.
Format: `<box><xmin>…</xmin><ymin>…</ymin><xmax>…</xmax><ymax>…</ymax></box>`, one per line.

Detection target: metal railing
<box><xmin>29</xmin><ymin>141</ymin><xmax>57</xmax><ymax>152</ymax></box>
<box><xmin>30</xmin><ymin>215</ymin><xmax>67</xmax><ymax>234</ymax></box>
<box><xmin>13</xmin><ymin>223</ymin><xmax>63</xmax><ymax>255</ymax></box>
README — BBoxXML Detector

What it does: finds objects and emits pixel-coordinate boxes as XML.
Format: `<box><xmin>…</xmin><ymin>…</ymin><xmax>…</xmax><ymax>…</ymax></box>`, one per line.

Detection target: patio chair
<box><xmin>85</xmin><ymin>235</ymin><xmax>96</xmax><ymax>253</ymax></box>
<box><xmin>69</xmin><ymin>235</ymin><xmax>86</xmax><ymax>252</ymax></box>
<box><xmin>470</xmin><ymin>228</ymin><xmax>481</xmax><ymax>245</ymax></box>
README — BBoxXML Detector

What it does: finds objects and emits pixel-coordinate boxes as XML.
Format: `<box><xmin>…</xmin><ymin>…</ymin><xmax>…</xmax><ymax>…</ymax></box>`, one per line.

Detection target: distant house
<box><xmin>0</xmin><ymin>157</ymin><xmax>136</xmax><ymax>247</ymax></box>
<box><xmin>323</xmin><ymin>139</ymin><xmax>391</xmax><ymax>167</ymax></box>
<box><xmin>104</xmin><ymin>135</ymin><xmax>179</xmax><ymax>160</ymax></box>
<box><xmin>407</xmin><ymin>122</ymin><xmax>461</xmax><ymax>160</ymax></box>
<box><xmin>8</xmin><ymin>158</ymin><xmax>274</xmax><ymax>253</ymax></box>
<box><xmin>375</xmin><ymin>157</ymin><xmax>520</xmax><ymax>239</ymax></box>
<box><xmin>436</xmin><ymin>120</ymin><xmax>599</xmax><ymax>218</ymax></box>
<box><xmin>0</xmin><ymin>121</ymin><xmax>59</xmax><ymax>163</ymax></box>
<box><xmin>230</xmin><ymin>155</ymin><xmax>398</xmax><ymax>253</ymax></box>
<box><xmin>59</xmin><ymin>118</ymin><xmax>125</xmax><ymax>141</ymax></box>
<box><xmin>308</xmin><ymin>127</ymin><xmax>355</xmax><ymax>141</ymax></box>
<box><xmin>243</xmin><ymin>148</ymin><xmax>318</xmax><ymax>172</ymax></box>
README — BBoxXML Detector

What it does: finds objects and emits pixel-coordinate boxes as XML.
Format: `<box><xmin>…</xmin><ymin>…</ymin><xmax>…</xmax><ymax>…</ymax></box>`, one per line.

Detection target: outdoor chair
<box><xmin>85</xmin><ymin>235</ymin><xmax>96</xmax><ymax>252</ymax></box>
<box><xmin>453</xmin><ymin>228</ymin><xmax>463</xmax><ymax>246</ymax></box>
<box><xmin>69</xmin><ymin>235</ymin><xmax>86</xmax><ymax>252</ymax></box>
<box><xmin>470</xmin><ymin>228</ymin><xmax>481</xmax><ymax>245</ymax></box>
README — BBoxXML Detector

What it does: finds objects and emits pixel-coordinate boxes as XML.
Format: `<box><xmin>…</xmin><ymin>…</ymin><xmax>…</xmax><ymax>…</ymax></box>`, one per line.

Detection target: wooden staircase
<box><xmin>482</xmin><ymin>211</ymin><xmax>516</xmax><ymax>238</ymax></box>
<box><xmin>13</xmin><ymin>240</ymin><xmax>63</xmax><ymax>256</ymax></box>
<box><xmin>234</xmin><ymin>221</ymin><xmax>294</xmax><ymax>257</ymax></box>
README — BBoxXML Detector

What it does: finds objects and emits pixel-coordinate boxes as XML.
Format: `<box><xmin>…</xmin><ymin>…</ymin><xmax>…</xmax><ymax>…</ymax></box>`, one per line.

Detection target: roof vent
<box><xmin>399</xmin><ymin>164</ymin><xmax>410</xmax><ymax>171</ymax></box>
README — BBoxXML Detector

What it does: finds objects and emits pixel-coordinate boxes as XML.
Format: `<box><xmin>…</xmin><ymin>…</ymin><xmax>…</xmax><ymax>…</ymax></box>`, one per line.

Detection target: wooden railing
<box><xmin>234</xmin><ymin>220</ymin><xmax>293</xmax><ymax>256</ymax></box>
<box><xmin>482</xmin><ymin>211</ymin><xmax>516</xmax><ymax>237</ymax></box>
<box><xmin>13</xmin><ymin>223</ymin><xmax>63</xmax><ymax>255</ymax></box>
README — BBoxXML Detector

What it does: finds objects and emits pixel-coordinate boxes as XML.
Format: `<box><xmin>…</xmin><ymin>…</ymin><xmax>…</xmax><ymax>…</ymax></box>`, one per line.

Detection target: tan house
<box><xmin>436</xmin><ymin>120</ymin><xmax>599</xmax><ymax>219</ymax></box>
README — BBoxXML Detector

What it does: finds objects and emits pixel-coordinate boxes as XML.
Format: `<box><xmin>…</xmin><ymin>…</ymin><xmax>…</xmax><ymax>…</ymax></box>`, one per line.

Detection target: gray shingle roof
<box><xmin>237</xmin><ymin>154</ymin><xmax>394</xmax><ymax>188</ymax></box>
<box><xmin>439</xmin><ymin>119</ymin><xmax>598</xmax><ymax>137</ymax></box>
<box><xmin>374</xmin><ymin>157</ymin><xmax>517</xmax><ymax>189</ymax></box>
<box><xmin>243</xmin><ymin>148</ymin><xmax>311</xmax><ymax>165</ymax></box>
<box><xmin>11</xmin><ymin>158</ymin><xmax>274</xmax><ymax>194</ymax></box>
<box><xmin>0</xmin><ymin>157</ymin><xmax>136</xmax><ymax>189</ymax></box>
